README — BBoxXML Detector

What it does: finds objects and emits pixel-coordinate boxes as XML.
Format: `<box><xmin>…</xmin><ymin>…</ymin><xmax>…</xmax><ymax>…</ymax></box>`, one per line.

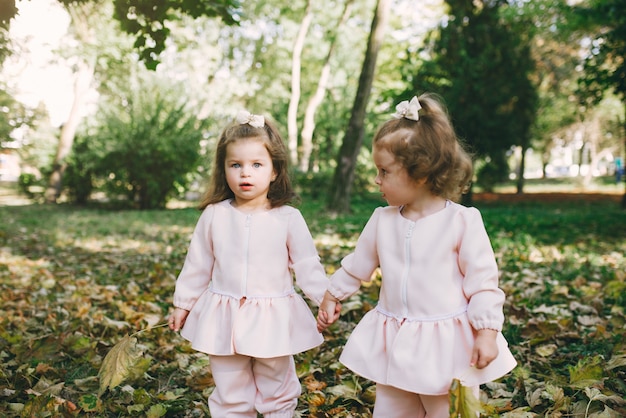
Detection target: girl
<box><xmin>169</xmin><ymin>111</ymin><xmax>336</xmax><ymax>418</ymax></box>
<box><xmin>317</xmin><ymin>94</ymin><xmax>517</xmax><ymax>417</ymax></box>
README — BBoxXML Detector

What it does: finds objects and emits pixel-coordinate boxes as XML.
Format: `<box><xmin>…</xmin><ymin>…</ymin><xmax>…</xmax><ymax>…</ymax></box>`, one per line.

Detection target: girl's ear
<box><xmin>271</xmin><ymin>170</ymin><xmax>277</xmax><ymax>182</ymax></box>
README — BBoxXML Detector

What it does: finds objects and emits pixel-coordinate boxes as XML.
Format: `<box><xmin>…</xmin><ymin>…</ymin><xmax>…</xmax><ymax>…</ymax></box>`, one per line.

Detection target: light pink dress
<box><xmin>327</xmin><ymin>203</ymin><xmax>517</xmax><ymax>395</ymax></box>
<box><xmin>173</xmin><ymin>199</ymin><xmax>327</xmax><ymax>358</ymax></box>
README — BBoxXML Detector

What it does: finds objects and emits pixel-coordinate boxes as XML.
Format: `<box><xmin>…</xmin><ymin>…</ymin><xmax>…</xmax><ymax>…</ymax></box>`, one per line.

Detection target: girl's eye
<box><xmin>231</xmin><ymin>163</ymin><xmax>240</xmax><ymax>168</ymax></box>
<box><xmin>253</xmin><ymin>163</ymin><xmax>261</xmax><ymax>168</ymax></box>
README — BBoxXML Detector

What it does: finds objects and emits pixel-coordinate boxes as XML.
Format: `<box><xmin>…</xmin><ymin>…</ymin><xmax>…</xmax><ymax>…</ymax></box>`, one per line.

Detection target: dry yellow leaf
<box><xmin>449</xmin><ymin>378</ymin><xmax>483</xmax><ymax>418</ymax></box>
<box><xmin>98</xmin><ymin>335</ymin><xmax>144</xmax><ymax>395</ymax></box>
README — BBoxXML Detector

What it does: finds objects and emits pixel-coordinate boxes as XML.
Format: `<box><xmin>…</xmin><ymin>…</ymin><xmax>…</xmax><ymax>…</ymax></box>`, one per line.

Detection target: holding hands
<box><xmin>317</xmin><ymin>291</ymin><xmax>342</xmax><ymax>332</ymax></box>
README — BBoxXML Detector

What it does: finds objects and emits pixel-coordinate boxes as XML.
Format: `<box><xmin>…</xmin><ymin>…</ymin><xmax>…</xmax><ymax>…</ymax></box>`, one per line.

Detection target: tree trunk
<box><xmin>299</xmin><ymin>0</ymin><xmax>354</xmax><ymax>172</ymax></box>
<box><xmin>327</xmin><ymin>0</ymin><xmax>391</xmax><ymax>213</ymax></box>
<box><xmin>44</xmin><ymin>59</ymin><xmax>94</xmax><ymax>203</ymax></box>
<box><xmin>287</xmin><ymin>0</ymin><xmax>313</xmax><ymax>166</ymax></box>
<box><xmin>44</xmin><ymin>2</ymin><xmax>96</xmax><ymax>203</ymax></box>
<box><xmin>516</xmin><ymin>143</ymin><xmax>527</xmax><ymax>194</ymax></box>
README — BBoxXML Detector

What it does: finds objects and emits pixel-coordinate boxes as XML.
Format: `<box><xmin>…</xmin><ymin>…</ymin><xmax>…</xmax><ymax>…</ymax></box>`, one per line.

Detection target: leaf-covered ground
<box><xmin>0</xmin><ymin>193</ymin><xmax>624</xmax><ymax>417</ymax></box>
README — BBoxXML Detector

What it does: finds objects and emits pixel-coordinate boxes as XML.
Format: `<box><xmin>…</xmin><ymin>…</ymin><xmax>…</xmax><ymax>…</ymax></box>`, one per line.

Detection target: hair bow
<box><xmin>393</xmin><ymin>96</ymin><xmax>422</xmax><ymax>121</ymax></box>
<box><xmin>236</xmin><ymin>110</ymin><xmax>265</xmax><ymax>128</ymax></box>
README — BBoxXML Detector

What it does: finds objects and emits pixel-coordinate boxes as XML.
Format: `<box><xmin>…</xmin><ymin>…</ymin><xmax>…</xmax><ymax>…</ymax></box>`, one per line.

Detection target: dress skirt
<box><xmin>181</xmin><ymin>287</ymin><xmax>324</xmax><ymax>358</ymax></box>
<box><xmin>339</xmin><ymin>307</ymin><xmax>517</xmax><ymax>395</ymax></box>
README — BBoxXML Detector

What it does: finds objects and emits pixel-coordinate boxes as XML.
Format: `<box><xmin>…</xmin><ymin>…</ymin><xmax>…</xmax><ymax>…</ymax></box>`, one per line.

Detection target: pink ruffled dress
<box><xmin>173</xmin><ymin>199</ymin><xmax>328</xmax><ymax>358</ymax></box>
<box><xmin>327</xmin><ymin>203</ymin><xmax>517</xmax><ymax>395</ymax></box>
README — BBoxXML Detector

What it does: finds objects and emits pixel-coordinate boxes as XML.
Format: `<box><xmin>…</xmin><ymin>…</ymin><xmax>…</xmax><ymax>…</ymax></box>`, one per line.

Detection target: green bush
<box><xmin>64</xmin><ymin>135</ymin><xmax>96</xmax><ymax>205</ymax></box>
<box><xmin>17</xmin><ymin>173</ymin><xmax>37</xmax><ymax>196</ymax></box>
<box><xmin>66</xmin><ymin>80</ymin><xmax>208</xmax><ymax>209</ymax></box>
<box><xmin>16</xmin><ymin>172</ymin><xmax>45</xmax><ymax>199</ymax></box>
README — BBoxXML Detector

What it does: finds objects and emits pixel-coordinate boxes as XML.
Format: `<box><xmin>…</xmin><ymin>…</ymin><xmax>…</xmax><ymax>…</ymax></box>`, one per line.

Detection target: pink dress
<box><xmin>327</xmin><ymin>203</ymin><xmax>517</xmax><ymax>395</ymax></box>
<box><xmin>173</xmin><ymin>199</ymin><xmax>327</xmax><ymax>358</ymax></box>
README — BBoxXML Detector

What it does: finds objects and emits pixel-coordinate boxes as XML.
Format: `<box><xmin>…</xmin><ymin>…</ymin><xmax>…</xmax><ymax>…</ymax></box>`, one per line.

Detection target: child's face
<box><xmin>373</xmin><ymin>143</ymin><xmax>419</xmax><ymax>207</ymax></box>
<box><xmin>225</xmin><ymin>137</ymin><xmax>276</xmax><ymax>210</ymax></box>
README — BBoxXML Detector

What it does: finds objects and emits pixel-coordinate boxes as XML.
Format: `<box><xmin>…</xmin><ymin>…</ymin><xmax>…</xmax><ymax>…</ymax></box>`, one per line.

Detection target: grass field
<box><xmin>0</xmin><ymin>184</ymin><xmax>625</xmax><ymax>417</ymax></box>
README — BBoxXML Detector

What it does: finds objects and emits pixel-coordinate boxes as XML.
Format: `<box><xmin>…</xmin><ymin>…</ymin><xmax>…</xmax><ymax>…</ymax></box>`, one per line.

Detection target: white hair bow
<box><xmin>393</xmin><ymin>96</ymin><xmax>422</xmax><ymax>121</ymax></box>
<box><xmin>236</xmin><ymin>110</ymin><xmax>265</xmax><ymax>128</ymax></box>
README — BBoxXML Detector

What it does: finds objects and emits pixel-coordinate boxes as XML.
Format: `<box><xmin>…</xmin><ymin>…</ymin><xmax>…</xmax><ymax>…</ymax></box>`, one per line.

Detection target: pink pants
<box><xmin>372</xmin><ymin>383</ymin><xmax>479</xmax><ymax>418</ymax></box>
<box><xmin>208</xmin><ymin>354</ymin><xmax>301</xmax><ymax>417</ymax></box>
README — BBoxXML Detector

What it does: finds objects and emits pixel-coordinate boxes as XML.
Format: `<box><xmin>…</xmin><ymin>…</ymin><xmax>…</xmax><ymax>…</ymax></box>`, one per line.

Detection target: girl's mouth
<box><xmin>240</xmin><ymin>182</ymin><xmax>253</xmax><ymax>190</ymax></box>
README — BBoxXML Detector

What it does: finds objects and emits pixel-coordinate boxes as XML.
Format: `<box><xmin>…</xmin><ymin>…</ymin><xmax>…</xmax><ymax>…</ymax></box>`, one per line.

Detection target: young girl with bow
<box><xmin>317</xmin><ymin>93</ymin><xmax>517</xmax><ymax>417</ymax></box>
<box><xmin>169</xmin><ymin>111</ymin><xmax>338</xmax><ymax>417</ymax></box>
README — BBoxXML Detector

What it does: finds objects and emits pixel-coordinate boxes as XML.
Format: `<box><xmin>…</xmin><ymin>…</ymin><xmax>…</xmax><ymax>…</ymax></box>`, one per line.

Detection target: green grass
<box><xmin>0</xmin><ymin>195</ymin><xmax>625</xmax><ymax>417</ymax></box>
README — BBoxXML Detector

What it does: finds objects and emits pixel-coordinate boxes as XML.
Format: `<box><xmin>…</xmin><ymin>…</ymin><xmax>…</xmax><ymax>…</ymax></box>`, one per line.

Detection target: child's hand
<box><xmin>317</xmin><ymin>291</ymin><xmax>341</xmax><ymax>332</ymax></box>
<box><xmin>168</xmin><ymin>308</ymin><xmax>189</xmax><ymax>332</ymax></box>
<box><xmin>470</xmin><ymin>329</ymin><xmax>499</xmax><ymax>369</ymax></box>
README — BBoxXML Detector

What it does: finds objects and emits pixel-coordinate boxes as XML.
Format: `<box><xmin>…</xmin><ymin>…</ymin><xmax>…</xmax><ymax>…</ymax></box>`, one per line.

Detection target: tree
<box><xmin>87</xmin><ymin>77</ymin><xmax>206</xmax><ymax>209</ymax></box>
<box><xmin>110</xmin><ymin>0</ymin><xmax>241</xmax><ymax>70</ymax></box>
<box><xmin>406</xmin><ymin>0</ymin><xmax>537</xmax><ymax>199</ymax></box>
<box><xmin>0</xmin><ymin>87</ymin><xmax>31</xmax><ymax>147</ymax></box>
<box><xmin>2</xmin><ymin>0</ymin><xmax>240</xmax><ymax>70</ymax></box>
<box><xmin>0</xmin><ymin>0</ymin><xmax>16</xmax><ymax>64</ymax></box>
<box><xmin>287</xmin><ymin>0</ymin><xmax>313</xmax><ymax>166</ymax></box>
<box><xmin>44</xmin><ymin>1</ymin><xmax>98</xmax><ymax>203</ymax></box>
<box><xmin>36</xmin><ymin>0</ymin><xmax>240</xmax><ymax>203</ymax></box>
<box><xmin>327</xmin><ymin>0</ymin><xmax>392</xmax><ymax>213</ymax></box>
<box><xmin>511</xmin><ymin>0</ymin><xmax>579</xmax><ymax>180</ymax></box>
<box><xmin>573</xmin><ymin>0</ymin><xmax>626</xmax><ymax>207</ymax></box>
<box><xmin>299</xmin><ymin>0</ymin><xmax>354</xmax><ymax>172</ymax></box>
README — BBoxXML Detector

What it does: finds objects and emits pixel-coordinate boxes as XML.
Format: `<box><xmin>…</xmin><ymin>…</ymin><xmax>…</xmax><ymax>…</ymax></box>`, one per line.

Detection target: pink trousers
<box><xmin>208</xmin><ymin>354</ymin><xmax>301</xmax><ymax>417</ymax></box>
<box><xmin>372</xmin><ymin>383</ymin><xmax>479</xmax><ymax>418</ymax></box>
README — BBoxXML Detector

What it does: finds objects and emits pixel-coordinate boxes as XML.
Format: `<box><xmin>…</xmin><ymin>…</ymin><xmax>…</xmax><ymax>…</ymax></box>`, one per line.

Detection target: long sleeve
<box><xmin>173</xmin><ymin>206</ymin><xmax>215</xmax><ymax>311</ymax></box>
<box><xmin>327</xmin><ymin>208</ymin><xmax>382</xmax><ymax>300</ymax></box>
<box><xmin>458</xmin><ymin>207</ymin><xmax>505</xmax><ymax>331</ymax></box>
<box><xmin>288</xmin><ymin>210</ymin><xmax>329</xmax><ymax>306</ymax></box>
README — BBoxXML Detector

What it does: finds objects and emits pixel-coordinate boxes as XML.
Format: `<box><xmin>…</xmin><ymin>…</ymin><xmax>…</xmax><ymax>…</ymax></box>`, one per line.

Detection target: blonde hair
<box><xmin>199</xmin><ymin>118</ymin><xmax>297</xmax><ymax>210</ymax></box>
<box><xmin>373</xmin><ymin>93</ymin><xmax>473</xmax><ymax>201</ymax></box>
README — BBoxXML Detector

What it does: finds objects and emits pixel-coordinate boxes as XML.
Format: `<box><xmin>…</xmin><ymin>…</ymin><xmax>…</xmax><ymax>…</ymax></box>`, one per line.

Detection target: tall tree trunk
<box><xmin>516</xmin><ymin>143</ymin><xmax>527</xmax><ymax>194</ymax></box>
<box><xmin>44</xmin><ymin>59</ymin><xmax>94</xmax><ymax>203</ymax></box>
<box><xmin>327</xmin><ymin>0</ymin><xmax>391</xmax><ymax>213</ymax></box>
<box><xmin>299</xmin><ymin>0</ymin><xmax>354</xmax><ymax>172</ymax></box>
<box><xmin>287</xmin><ymin>0</ymin><xmax>313</xmax><ymax>166</ymax></box>
<box><xmin>44</xmin><ymin>2</ymin><xmax>96</xmax><ymax>203</ymax></box>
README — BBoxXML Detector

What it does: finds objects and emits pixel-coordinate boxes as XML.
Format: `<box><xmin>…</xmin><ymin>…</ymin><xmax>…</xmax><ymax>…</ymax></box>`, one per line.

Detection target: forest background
<box><xmin>0</xmin><ymin>0</ymin><xmax>625</xmax><ymax>417</ymax></box>
<box><xmin>0</xmin><ymin>0</ymin><xmax>624</xmax><ymax>210</ymax></box>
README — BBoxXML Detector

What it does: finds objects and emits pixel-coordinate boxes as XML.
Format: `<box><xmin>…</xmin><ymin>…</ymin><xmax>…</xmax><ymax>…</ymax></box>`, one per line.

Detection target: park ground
<box><xmin>0</xmin><ymin>177</ymin><xmax>624</xmax><ymax>417</ymax></box>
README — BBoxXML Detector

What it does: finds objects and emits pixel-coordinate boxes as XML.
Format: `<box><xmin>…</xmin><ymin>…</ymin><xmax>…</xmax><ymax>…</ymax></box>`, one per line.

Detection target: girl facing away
<box><xmin>169</xmin><ymin>111</ymin><xmax>338</xmax><ymax>417</ymax></box>
<box><xmin>317</xmin><ymin>94</ymin><xmax>517</xmax><ymax>417</ymax></box>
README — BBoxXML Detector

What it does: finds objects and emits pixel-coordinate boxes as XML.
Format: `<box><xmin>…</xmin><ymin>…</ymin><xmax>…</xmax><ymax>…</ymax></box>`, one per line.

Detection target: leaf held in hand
<box><xmin>98</xmin><ymin>335</ymin><xmax>144</xmax><ymax>395</ymax></box>
<box><xmin>449</xmin><ymin>378</ymin><xmax>483</xmax><ymax>418</ymax></box>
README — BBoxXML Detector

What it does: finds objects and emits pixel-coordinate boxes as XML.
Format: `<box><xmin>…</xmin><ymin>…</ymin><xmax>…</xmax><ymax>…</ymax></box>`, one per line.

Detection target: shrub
<box><xmin>67</xmin><ymin>80</ymin><xmax>208</xmax><ymax>209</ymax></box>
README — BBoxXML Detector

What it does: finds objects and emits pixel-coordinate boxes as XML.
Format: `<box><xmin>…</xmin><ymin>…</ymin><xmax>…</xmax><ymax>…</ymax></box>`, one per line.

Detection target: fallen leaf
<box><xmin>536</xmin><ymin>344</ymin><xmax>557</xmax><ymax>357</ymax></box>
<box><xmin>98</xmin><ymin>335</ymin><xmax>144</xmax><ymax>395</ymax></box>
<box><xmin>449</xmin><ymin>378</ymin><xmax>483</xmax><ymax>417</ymax></box>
